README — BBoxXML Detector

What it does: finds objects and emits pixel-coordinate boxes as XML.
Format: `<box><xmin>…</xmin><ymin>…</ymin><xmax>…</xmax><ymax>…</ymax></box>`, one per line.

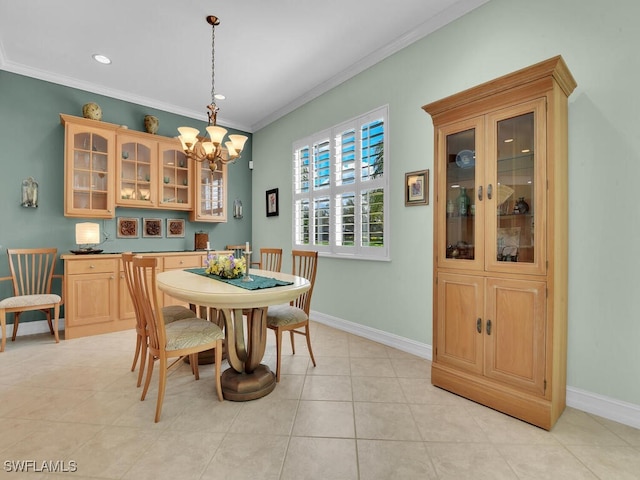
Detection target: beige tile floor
<box><xmin>1</xmin><ymin>321</ymin><xmax>640</xmax><ymax>479</ymax></box>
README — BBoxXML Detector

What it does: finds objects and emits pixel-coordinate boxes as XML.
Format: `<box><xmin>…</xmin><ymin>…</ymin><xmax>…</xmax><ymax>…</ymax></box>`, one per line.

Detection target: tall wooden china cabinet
<box><xmin>423</xmin><ymin>56</ymin><xmax>576</xmax><ymax>430</ymax></box>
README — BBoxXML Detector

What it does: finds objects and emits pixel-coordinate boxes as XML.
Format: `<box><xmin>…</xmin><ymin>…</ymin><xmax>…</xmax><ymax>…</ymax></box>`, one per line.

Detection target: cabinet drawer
<box><xmin>163</xmin><ymin>255</ymin><xmax>203</xmax><ymax>270</ymax></box>
<box><xmin>66</xmin><ymin>258</ymin><xmax>117</xmax><ymax>275</ymax></box>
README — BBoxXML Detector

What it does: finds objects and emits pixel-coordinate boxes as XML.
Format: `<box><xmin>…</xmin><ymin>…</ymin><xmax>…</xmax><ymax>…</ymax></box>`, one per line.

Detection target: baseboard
<box><xmin>311</xmin><ymin>310</ymin><xmax>432</xmax><ymax>360</ymax></box>
<box><xmin>5</xmin><ymin>318</ymin><xmax>66</xmax><ymax>337</ymax></box>
<box><xmin>311</xmin><ymin>310</ymin><xmax>640</xmax><ymax>430</ymax></box>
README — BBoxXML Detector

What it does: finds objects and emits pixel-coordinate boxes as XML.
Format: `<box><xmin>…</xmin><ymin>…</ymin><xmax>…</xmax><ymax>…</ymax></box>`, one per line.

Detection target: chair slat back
<box><xmin>121</xmin><ymin>253</ymin><xmax>145</xmax><ymax>333</ymax></box>
<box><xmin>225</xmin><ymin>245</ymin><xmax>246</xmax><ymax>260</ymax></box>
<box><xmin>260</xmin><ymin>248</ymin><xmax>283</xmax><ymax>272</ymax></box>
<box><xmin>7</xmin><ymin>248</ymin><xmax>57</xmax><ymax>296</ymax></box>
<box><xmin>132</xmin><ymin>257</ymin><xmax>165</xmax><ymax>353</ymax></box>
<box><xmin>291</xmin><ymin>250</ymin><xmax>318</xmax><ymax>315</ymax></box>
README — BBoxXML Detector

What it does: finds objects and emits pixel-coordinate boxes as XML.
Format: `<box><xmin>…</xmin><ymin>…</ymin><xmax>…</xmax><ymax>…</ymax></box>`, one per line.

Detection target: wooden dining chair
<box><xmin>225</xmin><ymin>245</ymin><xmax>247</xmax><ymax>260</ymax></box>
<box><xmin>121</xmin><ymin>253</ymin><xmax>197</xmax><ymax>387</ymax></box>
<box><xmin>266</xmin><ymin>250</ymin><xmax>318</xmax><ymax>381</ymax></box>
<box><xmin>253</xmin><ymin>248</ymin><xmax>283</xmax><ymax>272</ymax></box>
<box><xmin>133</xmin><ymin>256</ymin><xmax>224</xmax><ymax>422</ymax></box>
<box><xmin>0</xmin><ymin>248</ymin><xmax>62</xmax><ymax>352</ymax></box>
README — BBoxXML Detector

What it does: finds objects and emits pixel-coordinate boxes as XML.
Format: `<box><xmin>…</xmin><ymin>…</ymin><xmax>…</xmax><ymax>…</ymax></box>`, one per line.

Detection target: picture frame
<box><xmin>405</xmin><ymin>169</ymin><xmax>429</xmax><ymax>206</ymax></box>
<box><xmin>117</xmin><ymin>217</ymin><xmax>139</xmax><ymax>238</ymax></box>
<box><xmin>166</xmin><ymin>218</ymin><xmax>185</xmax><ymax>238</ymax></box>
<box><xmin>142</xmin><ymin>218</ymin><xmax>162</xmax><ymax>238</ymax></box>
<box><xmin>266</xmin><ymin>188</ymin><xmax>279</xmax><ymax>217</ymax></box>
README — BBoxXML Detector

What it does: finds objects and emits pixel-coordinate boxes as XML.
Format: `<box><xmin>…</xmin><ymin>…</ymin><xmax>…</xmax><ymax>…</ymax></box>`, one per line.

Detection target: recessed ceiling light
<box><xmin>504</xmin><ymin>138</ymin><xmax>514</xmax><ymax>143</ymax></box>
<box><xmin>214</xmin><ymin>93</ymin><xmax>226</xmax><ymax>100</ymax></box>
<box><xmin>92</xmin><ymin>54</ymin><xmax>112</xmax><ymax>65</ymax></box>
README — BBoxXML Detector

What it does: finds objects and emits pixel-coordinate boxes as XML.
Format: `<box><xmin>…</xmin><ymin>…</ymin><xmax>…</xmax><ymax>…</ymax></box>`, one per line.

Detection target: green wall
<box><xmin>0</xmin><ymin>71</ymin><xmax>253</xmax><ymax>319</ymax></box>
<box><xmin>251</xmin><ymin>0</ymin><xmax>640</xmax><ymax>406</ymax></box>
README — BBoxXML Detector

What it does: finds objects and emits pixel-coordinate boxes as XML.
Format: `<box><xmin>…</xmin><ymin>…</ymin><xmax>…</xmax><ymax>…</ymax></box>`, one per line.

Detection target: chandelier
<box><xmin>177</xmin><ymin>15</ymin><xmax>248</xmax><ymax>171</ymax></box>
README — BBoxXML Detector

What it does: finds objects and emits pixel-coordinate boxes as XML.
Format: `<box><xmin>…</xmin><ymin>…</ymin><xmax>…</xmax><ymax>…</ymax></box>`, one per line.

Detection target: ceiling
<box><xmin>0</xmin><ymin>0</ymin><xmax>488</xmax><ymax>133</ymax></box>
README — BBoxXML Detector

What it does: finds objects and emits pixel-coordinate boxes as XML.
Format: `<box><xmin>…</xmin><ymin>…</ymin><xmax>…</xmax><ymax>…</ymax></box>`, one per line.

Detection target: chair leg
<box><xmin>53</xmin><ymin>304</ymin><xmax>60</xmax><ymax>344</ymax></box>
<box><xmin>192</xmin><ymin>354</ymin><xmax>200</xmax><ymax>380</ymax></box>
<box><xmin>141</xmin><ymin>354</ymin><xmax>155</xmax><ymax>401</ymax></box>
<box><xmin>136</xmin><ymin>339</ymin><xmax>148</xmax><ymax>388</ymax></box>
<box><xmin>275</xmin><ymin>328</ymin><xmax>283</xmax><ymax>383</ymax></box>
<box><xmin>290</xmin><ymin>330</ymin><xmax>296</xmax><ymax>354</ymax></box>
<box><xmin>215</xmin><ymin>339</ymin><xmax>223</xmax><ymax>401</ymax></box>
<box><xmin>131</xmin><ymin>334</ymin><xmax>142</xmax><ymax>372</ymax></box>
<box><xmin>305</xmin><ymin>324</ymin><xmax>316</xmax><ymax>367</ymax></box>
<box><xmin>155</xmin><ymin>356</ymin><xmax>168</xmax><ymax>423</ymax></box>
<box><xmin>11</xmin><ymin>312</ymin><xmax>20</xmax><ymax>341</ymax></box>
<box><xmin>45</xmin><ymin>309</ymin><xmax>54</xmax><ymax>335</ymax></box>
<box><xmin>0</xmin><ymin>309</ymin><xmax>6</xmax><ymax>352</ymax></box>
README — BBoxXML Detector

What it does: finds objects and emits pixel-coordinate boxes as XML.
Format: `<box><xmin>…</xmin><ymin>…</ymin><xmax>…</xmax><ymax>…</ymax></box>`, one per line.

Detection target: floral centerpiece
<box><xmin>205</xmin><ymin>253</ymin><xmax>246</xmax><ymax>279</ymax></box>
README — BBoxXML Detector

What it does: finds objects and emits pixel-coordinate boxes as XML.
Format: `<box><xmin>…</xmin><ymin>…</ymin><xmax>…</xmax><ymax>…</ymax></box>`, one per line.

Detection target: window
<box><xmin>293</xmin><ymin>106</ymin><xmax>389</xmax><ymax>260</ymax></box>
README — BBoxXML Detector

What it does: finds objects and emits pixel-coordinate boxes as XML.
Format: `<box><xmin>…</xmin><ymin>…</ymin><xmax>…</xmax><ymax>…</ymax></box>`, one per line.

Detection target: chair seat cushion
<box><xmin>165</xmin><ymin>318</ymin><xmax>223</xmax><ymax>351</ymax></box>
<box><xmin>161</xmin><ymin>305</ymin><xmax>196</xmax><ymax>324</ymax></box>
<box><xmin>267</xmin><ymin>304</ymin><xmax>308</xmax><ymax>327</ymax></box>
<box><xmin>0</xmin><ymin>294</ymin><xmax>61</xmax><ymax>309</ymax></box>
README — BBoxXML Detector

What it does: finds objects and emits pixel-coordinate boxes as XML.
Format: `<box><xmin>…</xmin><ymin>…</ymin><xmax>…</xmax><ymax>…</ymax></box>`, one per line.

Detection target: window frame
<box><xmin>292</xmin><ymin>105</ymin><xmax>390</xmax><ymax>261</ymax></box>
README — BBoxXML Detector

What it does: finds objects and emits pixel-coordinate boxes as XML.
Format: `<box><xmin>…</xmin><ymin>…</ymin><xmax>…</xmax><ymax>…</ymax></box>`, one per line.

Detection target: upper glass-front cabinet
<box><xmin>190</xmin><ymin>160</ymin><xmax>227</xmax><ymax>222</ymax></box>
<box><xmin>62</xmin><ymin>115</ymin><xmax>117</xmax><ymax>218</ymax></box>
<box><xmin>116</xmin><ymin>133</ymin><xmax>156</xmax><ymax>207</ymax></box>
<box><xmin>158</xmin><ymin>140</ymin><xmax>192</xmax><ymax>210</ymax></box>
<box><xmin>437</xmin><ymin>98</ymin><xmax>546</xmax><ymax>275</ymax></box>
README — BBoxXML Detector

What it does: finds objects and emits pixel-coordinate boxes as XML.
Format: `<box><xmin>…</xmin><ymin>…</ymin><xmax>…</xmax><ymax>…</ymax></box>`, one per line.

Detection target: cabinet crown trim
<box><xmin>422</xmin><ymin>55</ymin><xmax>577</xmax><ymax>118</ymax></box>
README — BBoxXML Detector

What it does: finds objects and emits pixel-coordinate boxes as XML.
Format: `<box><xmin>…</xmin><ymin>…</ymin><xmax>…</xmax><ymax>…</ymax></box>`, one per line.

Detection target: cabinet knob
<box><xmin>89</xmin><ymin>265</ymin><xmax>95</xmax><ymax>269</ymax></box>
<box><xmin>487</xmin><ymin>184</ymin><xmax>493</xmax><ymax>200</ymax></box>
<box><xmin>477</xmin><ymin>185</ymin><xmax>483</xmax><ymax>201</ymax></box>
<box><xmin>110</xmin><ymin>275</ymin><xmax>115</xmax><ymax>280</ymax></box>
<box><xmin>486</xmin><ymin>319</ymin><xmax>492</xmax><ymax>335</ymax></box>
<box><xmin>476</xmin><ymin>317</ymin><xmax>482</xmax><ymax>334</ymax></box>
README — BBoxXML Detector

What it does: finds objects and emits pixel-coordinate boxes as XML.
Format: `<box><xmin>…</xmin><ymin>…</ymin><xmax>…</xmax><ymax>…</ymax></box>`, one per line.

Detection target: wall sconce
<box><xmin>21</xmin><ymin>177</ymin><xmax>38</xmax><ymax>208</ymax></box>
<box><xmin>233</xmin><ymin>199</ymin><xmax>243</xmax><ymax>219</ymax></box>
<box><xmin>72</xmin><ymin>222</ymin><xmax>103</xmax><ymax>254</ymax></box>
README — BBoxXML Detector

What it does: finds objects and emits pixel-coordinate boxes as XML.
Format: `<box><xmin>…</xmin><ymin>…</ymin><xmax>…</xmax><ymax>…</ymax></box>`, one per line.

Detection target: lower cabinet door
<box><xmin>484</xmin><ymin>277</ymin><xmax>547</xmax><ymax>395</ymax></box>
<box><xmin>435</xmin><ymin>272</ymin><xmax>484</xmax><ymax>375</ymax></box>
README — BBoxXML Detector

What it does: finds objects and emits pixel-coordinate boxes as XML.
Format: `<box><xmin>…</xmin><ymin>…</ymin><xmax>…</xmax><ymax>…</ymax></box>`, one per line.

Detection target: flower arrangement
<box><xmin>205</xmin><ymin>253</ymin><xmax>246</xmax><ymax>279</ymax></box>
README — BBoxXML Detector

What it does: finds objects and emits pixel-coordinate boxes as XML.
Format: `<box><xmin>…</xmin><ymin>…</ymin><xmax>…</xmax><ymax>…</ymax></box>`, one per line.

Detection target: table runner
<box><xmin>185</xmin><ymin>268</ymin><xmax>293</xmax><ymax>290</ymax></box>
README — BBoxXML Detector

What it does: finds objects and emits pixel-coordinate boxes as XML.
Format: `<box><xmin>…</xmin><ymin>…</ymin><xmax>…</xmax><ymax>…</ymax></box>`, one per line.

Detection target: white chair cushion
<box><xmin>164</xmin><ymin>318</ymin><xmax>223</xmax><ymax>351</ymax></box>
<box><xmin>267</xmin><ymin>304</ymin><xmax>308</xmax><ymax>327</ymax></box>
<box><xmin>0</xmin><ymin>294</ymin><xmax>61</xmax><ymax>309</ymax></box>
<box><xmin>161</xmin><ymin>305</ymin><xmax>196</xmax><ymax>324</ymax></box>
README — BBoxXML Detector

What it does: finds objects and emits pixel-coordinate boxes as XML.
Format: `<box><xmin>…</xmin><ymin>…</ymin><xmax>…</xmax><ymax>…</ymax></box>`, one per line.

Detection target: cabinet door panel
<box><xmin>67</xmin><ymin>273</ymin><xmax>116</xmax><ymax>326</ymax></box>
<box><xmin>485</xmin><ymin>99</ymin><xmax>546</xmax><ymax>275</ymax></box>
<box><xmin>436</xmin><ymin>117</ymin><xmax>485</xmax><ymax>271</ymax></box>
<box><xmin>485</xmin><ymin>277</ymin><xmax>546</xmax><ymax>395</ymax></box>
<box><xmin>435</xmin><ymin>273</ymin><xmax>484</xmax><ymax>374</ymax></box>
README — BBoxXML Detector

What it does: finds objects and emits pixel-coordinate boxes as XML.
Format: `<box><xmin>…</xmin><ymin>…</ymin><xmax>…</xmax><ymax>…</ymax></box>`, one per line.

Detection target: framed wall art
<box><xmin>143</xmin><ymin>218</ymin><xmax>163</xmax><ymax>238</ymax></box>
<box><xmin>166</xmin><ymin>218</ymin><xmax>185</xmax><ymax>238</ymax></box>
<box><xmin>266</xmin><ymin>188</ymin><xmax>279</xmax><ymax>217</ymax></box>
<box><xmin>405</xmin><ymin>169</ymin><xmax>429</xmax><ymax>206</ymax></box>
<box><xmin>117</xmin><ymin>217</ymin><xmax>139</xmax><ymax>238</ymax></box>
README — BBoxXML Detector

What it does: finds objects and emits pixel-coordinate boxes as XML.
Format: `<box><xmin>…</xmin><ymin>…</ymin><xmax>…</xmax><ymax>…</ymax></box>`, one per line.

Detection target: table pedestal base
<box><xmin>221</xmin><ymin>364</ymin><xmax>276</xmax><ymax>401</ymax></box>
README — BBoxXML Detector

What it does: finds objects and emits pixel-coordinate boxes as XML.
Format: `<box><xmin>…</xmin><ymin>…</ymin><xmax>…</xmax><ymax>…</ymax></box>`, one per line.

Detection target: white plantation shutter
<box><xmin>292</xmin><ymin>106</ymin><xmax>389</xmax><ymax>260</ymax></box>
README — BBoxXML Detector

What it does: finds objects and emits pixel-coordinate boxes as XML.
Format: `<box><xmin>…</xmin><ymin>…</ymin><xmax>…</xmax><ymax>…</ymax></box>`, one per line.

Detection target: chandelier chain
<box><xmin>211</xmin><ymin>21</ymin><xmax>216</xmax><ymax>107</ymax></box>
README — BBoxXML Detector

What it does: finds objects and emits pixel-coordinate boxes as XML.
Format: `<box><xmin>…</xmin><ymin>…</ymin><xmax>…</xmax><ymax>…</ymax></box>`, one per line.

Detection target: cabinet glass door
<box><xmin>486</xmin><ymin>99</ymin><xmax>546</xmax><ymax>274</ymax></box>
<box><xmin>72</xmin><ymin>131</ymin><xmax>110</xmax><ymax>213</ymax></box>
<box><xmin>438</xmin><ymin>117</ymin><xmax>484</xmax><ymax>271</ymax></box>
<box><xmin>118</xmin><ymin>139</ymin><xmax>154</xmax><ymax>206</ymax></box>
<box><xmin>159</xmin><ymin>145</ymin><xmax>191</xmax><ymax>210</ymax></box>
<box><xmin>190</xmin><ymin>161</ymin><xmax>227</xmax><ymax>222</ymax></box>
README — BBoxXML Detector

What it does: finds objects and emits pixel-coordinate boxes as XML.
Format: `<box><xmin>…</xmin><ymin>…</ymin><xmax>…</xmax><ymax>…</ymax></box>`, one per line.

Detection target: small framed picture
<box><xmin>117</xmin><ymin>217</ymin><xmax>139</xmax><ymax>238</ymax></box>
<box><xmin>143</xmin><ymin>218</ymin><xmax>162</xmax><ymax>238</ymax></box>
<box><xmin>166</xmin><ymin>218</ymin><xmax>185</xmax><ymax>238</ymax></box>
<box><xmin>266</xmin><ymin>188</ymin><xmax>279</xmax><ymax>217</ymax></box>
<box><xmin>405</xmin><ymin>169</ymin><xmax>429</xmax><ymax>206</ymax></box>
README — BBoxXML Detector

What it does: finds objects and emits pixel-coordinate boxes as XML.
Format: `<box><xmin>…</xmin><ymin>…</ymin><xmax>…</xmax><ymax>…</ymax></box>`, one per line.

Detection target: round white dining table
<box><xmin>156</xmin><ymin>268</ymin><xmax>310</xmax><ymax>401</ymax></box>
